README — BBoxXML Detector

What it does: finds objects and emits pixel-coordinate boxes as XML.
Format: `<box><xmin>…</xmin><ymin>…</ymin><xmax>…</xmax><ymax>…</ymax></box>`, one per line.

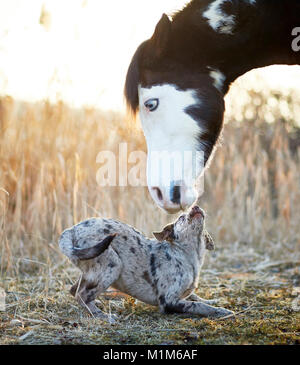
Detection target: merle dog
<box><xmin>59</xmin><ymin>206</ymin><xmax>234</xmax><ymax>321</ymax></box>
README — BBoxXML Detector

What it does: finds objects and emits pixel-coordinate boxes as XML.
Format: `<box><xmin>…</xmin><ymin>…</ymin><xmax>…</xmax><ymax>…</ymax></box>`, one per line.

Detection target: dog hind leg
<box><xmin>73</xmin><ymin>250</ymin><xmax>122</xmax><ymax>321</ymax></box>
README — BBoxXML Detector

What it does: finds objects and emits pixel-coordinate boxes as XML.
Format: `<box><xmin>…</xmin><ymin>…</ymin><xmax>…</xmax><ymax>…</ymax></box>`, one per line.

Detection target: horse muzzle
<box><xmin>149</xmin><ymin>180</ymin><xmax>197</xmax><ymax>213</ymax></box>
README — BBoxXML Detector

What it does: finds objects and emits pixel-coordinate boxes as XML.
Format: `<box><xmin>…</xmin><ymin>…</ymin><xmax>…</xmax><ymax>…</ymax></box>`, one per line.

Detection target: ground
<box><xmin>1</xmin><ymin>253</ymin><xmax>299</xmax><ymax>345</ymax></box>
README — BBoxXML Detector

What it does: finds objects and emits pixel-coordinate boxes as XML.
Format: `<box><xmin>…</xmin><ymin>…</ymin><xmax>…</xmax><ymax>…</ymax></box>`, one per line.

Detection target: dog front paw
<box><xmin>201</xmin><ymin>298</ymin><xmax>220</xmax><ymax>305</ymax></box>
<box><xmin>210</xmin><ymin>308</ymin><xmax>235</xmax><ymax>319</ymax></box>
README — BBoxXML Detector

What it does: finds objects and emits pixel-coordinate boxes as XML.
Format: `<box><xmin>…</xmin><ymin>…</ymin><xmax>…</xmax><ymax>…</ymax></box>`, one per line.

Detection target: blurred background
<box><xmin>0</xmin><ymin>0</ymin><xmax>300</xmax><ymax>112</ymax></box>
<box><xmin>0</xmin><ymin>0</ymin><xmax>299</xmax><ymax>274</ymax></box>
<box><xmin>0</xmin><ymin>0</ymin><xmax>188</xmax><ymax>110</ymax></box>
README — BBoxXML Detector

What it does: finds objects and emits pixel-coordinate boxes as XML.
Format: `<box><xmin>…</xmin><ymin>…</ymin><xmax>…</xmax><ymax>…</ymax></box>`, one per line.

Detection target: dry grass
<box><xmin>0</xmin><ymin>90</ymin><xmax>299</xmax><ymax>345</ymax></box>
<box><xmin>1</xmin><ymin>270</ymin><xmax>300</xmax><ymax>345</ymax></box>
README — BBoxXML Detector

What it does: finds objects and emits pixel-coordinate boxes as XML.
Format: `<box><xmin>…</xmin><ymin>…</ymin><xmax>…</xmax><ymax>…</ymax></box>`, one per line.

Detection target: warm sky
<box><xmin>0</xmin><ymin>0</ymin><xmax>299</xmax><ymax>111</ymax></box>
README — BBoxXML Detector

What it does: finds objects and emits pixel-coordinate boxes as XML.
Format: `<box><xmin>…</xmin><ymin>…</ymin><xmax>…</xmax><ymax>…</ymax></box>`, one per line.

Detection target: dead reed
<box><xmin>0</xmin><ymin>89</ymin><xmax>299</xmax><ymax>344</ymax></box>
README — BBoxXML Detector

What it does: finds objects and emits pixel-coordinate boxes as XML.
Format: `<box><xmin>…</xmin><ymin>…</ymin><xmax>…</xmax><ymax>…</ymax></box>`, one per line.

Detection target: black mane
<box><xmin>124</xmin><ymin>42</ymin><xmax>146</xmax><ymax>114</ymax></box>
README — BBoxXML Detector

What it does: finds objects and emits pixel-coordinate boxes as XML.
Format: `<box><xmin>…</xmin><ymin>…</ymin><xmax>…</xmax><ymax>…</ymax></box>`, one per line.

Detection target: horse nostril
<box><xmin>152</xmin><ymin>187</ymin><xmax>163</xmax><ymax>201</ymax></box>
<box><xmin>170</xmin><ymin>184</ymin><xmax>181</xmax><ymax>205</ymax></box>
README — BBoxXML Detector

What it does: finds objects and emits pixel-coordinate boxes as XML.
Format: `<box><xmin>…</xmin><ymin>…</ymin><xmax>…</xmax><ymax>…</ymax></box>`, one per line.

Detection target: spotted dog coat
<box><xmin>59</xmin><ymin>206</ymin><xmax>233</xmax><ymax>320</ymax></box>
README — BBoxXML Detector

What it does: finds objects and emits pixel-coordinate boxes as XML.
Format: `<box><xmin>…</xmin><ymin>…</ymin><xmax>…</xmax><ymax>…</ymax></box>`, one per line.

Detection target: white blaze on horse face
<box><xmin>203</xmin><ymin>0</ymin><xmax>236</xmax><ymax>35</ymax></box>
<box><xmin>138</xmin><ymin>84</ymin><xmax>204</xmax><ymax>213</ymax></box>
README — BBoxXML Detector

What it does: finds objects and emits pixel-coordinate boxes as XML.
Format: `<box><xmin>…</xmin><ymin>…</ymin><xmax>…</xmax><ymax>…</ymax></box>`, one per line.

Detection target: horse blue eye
<box><xmin>144</xmin><ymin>98</ymin><xmax>159</xmax><ymax>112</ymax></box>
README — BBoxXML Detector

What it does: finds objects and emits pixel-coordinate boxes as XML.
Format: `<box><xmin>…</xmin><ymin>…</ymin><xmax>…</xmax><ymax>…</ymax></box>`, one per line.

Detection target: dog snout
<box><xmin>189</xmin><ymin>206</ymin><xmax>205</xmax><ymax>220</ymax></box>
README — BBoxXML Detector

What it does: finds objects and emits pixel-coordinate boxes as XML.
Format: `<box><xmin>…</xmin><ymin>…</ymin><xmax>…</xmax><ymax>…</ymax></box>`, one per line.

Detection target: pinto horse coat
<box><xmin>125</xmin><ymin>0</ymin><xmax>300</xmax><ymax>213</ymax></box>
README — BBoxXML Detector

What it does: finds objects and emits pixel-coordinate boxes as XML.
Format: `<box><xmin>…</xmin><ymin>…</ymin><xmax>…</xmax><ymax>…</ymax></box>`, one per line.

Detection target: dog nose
<box><xmin>189</xmin><ymin>206</ymin><xmax>205</xmax><ymax>219</ymax></box>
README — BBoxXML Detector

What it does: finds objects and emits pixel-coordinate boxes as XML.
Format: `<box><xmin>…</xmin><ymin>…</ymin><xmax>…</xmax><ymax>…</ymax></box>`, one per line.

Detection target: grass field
<box><xmin>0</xmin><ymin>89</ymin><xmax>300</xmax><ymax>345</ymax></box>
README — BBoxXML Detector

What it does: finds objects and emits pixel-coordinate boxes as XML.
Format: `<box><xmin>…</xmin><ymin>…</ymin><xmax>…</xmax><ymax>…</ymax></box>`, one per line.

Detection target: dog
<box><xmin>59</xmin><ymin>205</ymin><xmax>234</xmax><ymax>321</ymax></box>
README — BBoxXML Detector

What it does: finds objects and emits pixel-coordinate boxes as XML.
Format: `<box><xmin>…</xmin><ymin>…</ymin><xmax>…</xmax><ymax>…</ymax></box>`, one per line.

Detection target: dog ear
<box><xmin>153</xmin><ymin>224</ymin><xmax>175</xmax><ymax>243</ymax></box>
<box><xmin>204</xmin><ymin>231</ymin><xmax>215</xmax><ymax>251</ymax></box>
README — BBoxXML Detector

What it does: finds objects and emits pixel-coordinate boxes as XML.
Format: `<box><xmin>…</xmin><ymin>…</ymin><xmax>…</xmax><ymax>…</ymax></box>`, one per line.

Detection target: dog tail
<box><xmin>59</xmin><ymin>229</ymin><xmax>117</xmax><ymax>261</ymax></box>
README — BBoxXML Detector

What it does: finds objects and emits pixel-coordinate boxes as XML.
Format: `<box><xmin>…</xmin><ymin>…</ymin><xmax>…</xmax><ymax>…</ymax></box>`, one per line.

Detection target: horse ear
<box><xmin>150</xmin><ymin>13</ymin><xmax>171</xmax><ymax>58</ymax></box>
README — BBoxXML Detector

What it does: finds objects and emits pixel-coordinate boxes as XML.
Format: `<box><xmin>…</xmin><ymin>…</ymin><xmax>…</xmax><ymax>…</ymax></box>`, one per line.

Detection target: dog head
<box><xmin>153</xmin><ymin>205</ymin><xmax>214</xmax><ymax>250</ymax></box>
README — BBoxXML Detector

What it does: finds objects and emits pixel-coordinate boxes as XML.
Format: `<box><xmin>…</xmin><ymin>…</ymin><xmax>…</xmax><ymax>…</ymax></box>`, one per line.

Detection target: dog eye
<box><xmin>144</xmin><ymin>98</ymin><xmax>159</xmax><ymax>112</ymax></box>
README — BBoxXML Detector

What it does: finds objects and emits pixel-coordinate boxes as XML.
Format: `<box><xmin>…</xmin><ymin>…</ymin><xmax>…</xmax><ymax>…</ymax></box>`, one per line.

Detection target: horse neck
<box><xmin>171</xmin><ymin>0</ymin><xmax>300</xmax><ymax>93</ymax></box>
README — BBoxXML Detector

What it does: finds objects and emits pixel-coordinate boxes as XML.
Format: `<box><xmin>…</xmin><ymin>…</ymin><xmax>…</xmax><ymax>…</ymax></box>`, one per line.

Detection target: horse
<box><xmin>124</xmin><ymin>0</ymin><xmax>300</xmax><ymax>213</ymax></box>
